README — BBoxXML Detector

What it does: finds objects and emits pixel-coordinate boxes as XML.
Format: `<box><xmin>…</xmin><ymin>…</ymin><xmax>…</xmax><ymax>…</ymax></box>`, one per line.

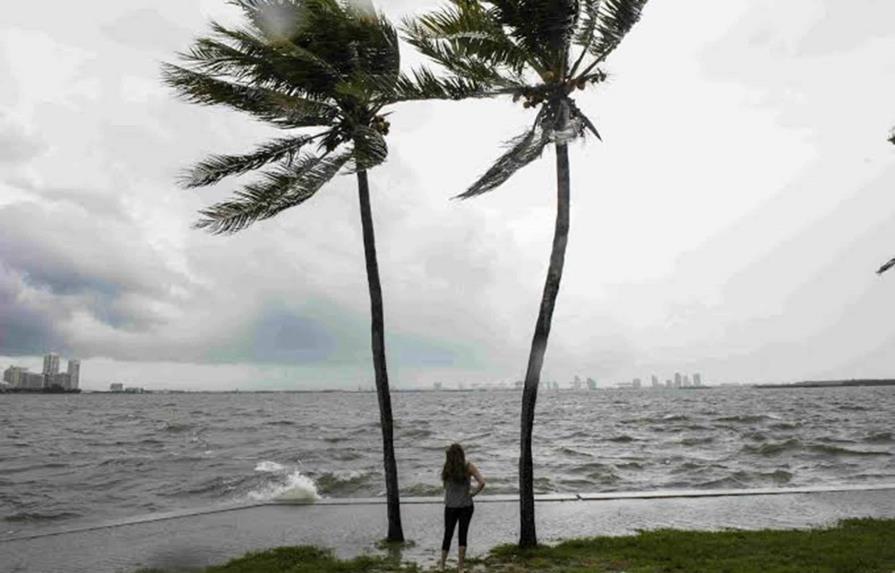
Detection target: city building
<box><xmin>46</xmin><ymin>372</ymin><xmax>72</xmax><ymax>389</ymax></box>
<box><xmin>110</xmin><ymin>383</ymin><xmax>124</xmax><ymax>392</ymax></box>
<box><xmin>43</xmin><ymin>353</ymin><xmax>60</xmax><ymax>376</ymax></box>
<box><xmin>665</xmin><ymin>379</ymin><xmax>672</xmax><ymax>388</ymax></box>
<box><xmin>632</xmin><ymin>378</ymin><xmax>642</xmax><ymax>389</ymax></box>
<box><xmin>586</xmin><ymin>377</ymin><xmax>597</xmax><ymax>390</ymax></box>
<box><xmin>693</xmin><ymin>373</ymin><xmax>703</xmax><ymax>386</ymax></box>
<box><xmin>651</xmin><ymin>375</ymin><xmax>660</xmax><ymax>388</ymax></box>
<box><xmin>3</xmin><ymin>366</ymin><xmax>28</xmax><ymax>387</ymax></box>
<box><xmin>22</xmin><ymin>372</ymin><xmax>46</xmax><ymax>389</ymax></box>
<box><xmin>683</xmin><ymin>375</ymin><xmax>691</xmax><ymax>387</ymax></box>
<box><xmin>67</xmin><ymin>360</ymin><xmax>80</xmax><ymax>389</ymax></box>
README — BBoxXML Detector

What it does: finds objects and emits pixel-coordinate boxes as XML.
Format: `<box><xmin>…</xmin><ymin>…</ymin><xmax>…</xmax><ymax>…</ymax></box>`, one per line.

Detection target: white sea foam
<box><xmin>248</xmin><ymin>461</ymin><xmax>320</xmax><ymax>502</ymax></box>
<box><xmin>254</xmin><ymin>460</ymin><xmax>286</xmax><ymax>473</ymax></box>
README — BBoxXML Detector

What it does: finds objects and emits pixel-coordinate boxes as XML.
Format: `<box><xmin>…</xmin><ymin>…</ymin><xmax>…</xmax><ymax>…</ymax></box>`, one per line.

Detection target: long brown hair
<box><xmin>441</xmin><ymin>443</ymin><xmax>468</xmax><ymax>483</ymax></box>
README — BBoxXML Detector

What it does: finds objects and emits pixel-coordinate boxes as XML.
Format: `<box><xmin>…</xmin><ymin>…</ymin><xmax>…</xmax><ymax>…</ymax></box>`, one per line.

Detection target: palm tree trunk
<box><xmin>519</xmin><ymin>116</ymin><xmax>572</xmax><ymax>549</ymax></box>
<box><xmin>356</xmin><ymin>169</ymin><xmax>404</xmax><ymax>543</ymax></box>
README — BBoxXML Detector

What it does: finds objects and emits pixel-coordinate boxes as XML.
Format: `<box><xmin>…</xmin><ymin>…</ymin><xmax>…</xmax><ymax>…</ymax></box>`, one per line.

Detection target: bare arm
<box><xmin>468</xmin><ymin>462</ymin><xmax>486</xmax><ymax>496</ymax></box>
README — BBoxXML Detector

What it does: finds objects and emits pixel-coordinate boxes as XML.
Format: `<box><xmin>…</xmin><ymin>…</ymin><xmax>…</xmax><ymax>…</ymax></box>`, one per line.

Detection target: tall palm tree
<box><xmin>404</xmin><ymin>0</ymin><xmax>649</xmax><ymax>547</ymax></box>
<box><xmin>162</xmin><ymin>0</ymin><xmax>410</xmax><ymax>541</ymax></box>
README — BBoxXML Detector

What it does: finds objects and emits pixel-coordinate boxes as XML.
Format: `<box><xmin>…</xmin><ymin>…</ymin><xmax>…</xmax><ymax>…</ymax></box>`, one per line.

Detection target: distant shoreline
<box><xmin>757</xmin><ymin>379</ymin><xmax>895</xmax><ymax>389</ymax></box>
<box><xmin>0</xmin><ymin>387</ymin><xmax>82</xmax><ymax>394</ymax></box>
<box><xmin>4</xmin><ymin>381</ymin><xmax>893</xmax><ymax>394</ymax></box>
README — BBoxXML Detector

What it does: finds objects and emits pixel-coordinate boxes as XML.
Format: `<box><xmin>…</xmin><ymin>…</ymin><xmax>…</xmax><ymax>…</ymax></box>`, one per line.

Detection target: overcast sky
<box><xmin>1</xmin><ymin>0</ymin><xmax>894</xmax><ymax>391</ymax></box>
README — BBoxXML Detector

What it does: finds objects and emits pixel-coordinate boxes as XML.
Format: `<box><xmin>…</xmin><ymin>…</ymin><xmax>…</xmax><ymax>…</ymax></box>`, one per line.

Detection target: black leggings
<box><xmin>442</xmin><ymin>505</ymin><xmax>474</xmax><ymax>551</ymax></box>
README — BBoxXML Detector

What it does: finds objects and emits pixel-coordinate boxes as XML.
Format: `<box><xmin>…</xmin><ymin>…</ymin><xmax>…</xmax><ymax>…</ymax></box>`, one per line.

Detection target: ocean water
<box><xmin>1</xmin><ymin>386</ymin><xmax>893</xmax><ymax>536</ymax></box>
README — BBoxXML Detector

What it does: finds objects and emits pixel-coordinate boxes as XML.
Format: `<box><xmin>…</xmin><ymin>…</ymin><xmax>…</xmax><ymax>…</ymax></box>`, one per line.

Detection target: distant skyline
<box><xmin>1</xmin><ymin>0</ymin><xmax>895</xmax><ymax>391</ymax></box>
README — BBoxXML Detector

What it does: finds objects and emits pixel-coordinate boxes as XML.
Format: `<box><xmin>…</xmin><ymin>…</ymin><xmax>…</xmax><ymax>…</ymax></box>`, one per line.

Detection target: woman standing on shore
<box><xmin>440</xmin><ymin>443</ymin><xmax>486</xmax><ymax>572</ymax></box>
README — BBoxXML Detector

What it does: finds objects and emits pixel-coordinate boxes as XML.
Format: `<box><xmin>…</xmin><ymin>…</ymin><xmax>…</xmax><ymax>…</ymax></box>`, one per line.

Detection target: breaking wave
<box><xmin>247</xmin><ymin>461</ymin><xmax>320</xmax><ymax>502</ymax></box>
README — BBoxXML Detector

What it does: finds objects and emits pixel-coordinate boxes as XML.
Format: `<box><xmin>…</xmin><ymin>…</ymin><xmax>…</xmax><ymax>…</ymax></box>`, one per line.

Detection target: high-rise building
<box><xmin>3</xmin><ymin>366</ymin><xmax>28</xmax><ymax>387</ymax></box>
<box><xmin>47</xmin><ymin>372</ymin><xmax>72</xmax><ymax>389</ymax></box>
<box><xmin>632</xmin><ymin>378</ymin><xmax>642</xmax><ymax>389</ymax></box>
<box><xmin>674</xmin><ymin>372</ymin><xmax>682</xmax><ymax>388</ymax></box>
<box><xmin>693</xmin><ymin>373</ymin><xmax>703</xmax><ymax>386</ymax></box>
<box><xmin>651</xmin><ymin>375</ymin><xmax>660</xmax><ymax>388</ymax></box>
<box><xmin>67</xmin><ymin>360</ymin><xmax>80</xmax><ymax>389</ymax></box>
<box><xmin>683</xmin><ymin>375</ymin><xmax>691</xmax><ymax>387</ymax></box>
<box><xmin>43</xmin><ymin>353</ymin><xmax>60</xmax><ymax>375</ymax></box>
<box><xmin>22</xmin><ymin>372</ymin><xmax>46</xmax><ymax>389</ymax></box>
<box><xmin>665</xmin><ymin>379</ymin><xmax>672</xmax><ymax>388</ymax></box>
<box><xmin>586</xmin><ymin>377</ymin><xmax>597</xmax><ymax>390</ymax></box>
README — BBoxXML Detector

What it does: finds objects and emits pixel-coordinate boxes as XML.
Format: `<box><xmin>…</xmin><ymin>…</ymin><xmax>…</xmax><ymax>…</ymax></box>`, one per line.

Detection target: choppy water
<box><xmin>1</xmin><ymin>386</ymin><xmax>893</xmax><ymax>535</ymax></box>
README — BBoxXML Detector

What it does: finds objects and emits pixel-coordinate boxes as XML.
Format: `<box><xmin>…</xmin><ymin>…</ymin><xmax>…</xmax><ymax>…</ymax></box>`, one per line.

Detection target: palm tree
<box><xmin>162</xmin><ymin>0</ymin><xmax>410</xmax><ymax>542</ymax></box>
<box><xmin>404</xmin><ymin>0</ymin><xmax>649</xmax><ymax>547</ymax></box>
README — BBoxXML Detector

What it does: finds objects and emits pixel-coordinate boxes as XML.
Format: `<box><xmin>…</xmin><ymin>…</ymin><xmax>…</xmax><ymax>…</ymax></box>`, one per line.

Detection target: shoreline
<box><xmin>6</xmin><ymin>483</ymin><xmax>895</xmax><ymax>543</ymax></box>
<box><xmin>4</xmin><ymin>486</ymin><xmax>895</xmax><ymax>572</ymax></box>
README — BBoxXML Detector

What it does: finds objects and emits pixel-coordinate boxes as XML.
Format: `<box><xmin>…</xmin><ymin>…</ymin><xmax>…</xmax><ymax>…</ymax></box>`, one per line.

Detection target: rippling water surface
<box><xmin>1</xmin><ymin>387</ymin><xmax>893</xmax><ymax>535</ymax></box>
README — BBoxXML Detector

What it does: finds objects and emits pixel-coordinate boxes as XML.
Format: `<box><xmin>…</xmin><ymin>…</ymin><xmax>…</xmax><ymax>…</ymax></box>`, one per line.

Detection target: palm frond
<box><xmin>162</xmin><ymin>63</ymin><xmax>340</xmax><ymax>128</ymax></box>
<box><xmin>588</xmin><ymin>0</ymin><xmax>648</xmax><ymax>61</ymax></box>
<box><xmin>238</xmin><ymin>0</ymin><xmax>399</xmax><ymax>89</ymax></box>
<box><xmin>878</xmin><ymin>257</ymin><xmax>895</xmax><ymax>275</ymax></box>
<box><xmin>403</xmin><ymin>24</ymin><xmax>525</xmax><ymax>88</ymax></box>
<box><xmin>351</xmin><ymin>126</ymin><xmax>389</xmax><ymax>171</ymax></box>
<box><xmin>888</xmin><ymin>127</ymin><xmax>895</xmax><ymax>145</ymax></box>
<box><xmin>195</xmin><ymin>150</ymin><xmax>352</xmax><ymax>234</ymax></box>
<box><xmin>488</xmin><ymin>0</ymin><xmax>580</xmax><ymax>69</ymax></box>
<box><xmin>179</xmin><ymin>23</ymin><xmax>338</xmax><ymax>97</ymax></box>
<box><xmin>402</xmin><ymin>2</ymin><xmax>532</xmax><ymax>75</ymax></box>
<box><xmin>207</xmin><ymin>22</ymin><xmax>344</xmax><ymax>92</ymax></box>
<box><xmin>568</xmin><ymin>99</ymin><xmax>601</xmax><ymax>140</ymax></box>
<box><xmin>347</xmin><ymin>9</ymin><xmax>402</xmax><ymax>83</ymax></box>
<box><xmin>457</xmin><ymin>110</ymin><xmax>551</xmax><ymax>199</ymax></box>
<box><xmin>570</xmin><ymin>0</ymin><xmax>600</xmax><ymax>75</ymax></box>
<box><xmin>388</xmin><ymin>67</ymin><xmax>493</xmax><ymax>102</ymax></box>
<box><xmin>181</xmin><ymin>133</ymin><xmax>327</xmax><ymax>188</ymax></box>
<box><xmin>574</xmin><ymin>0</ymin><xmax>601</xmax><ymax>47</ymax></box>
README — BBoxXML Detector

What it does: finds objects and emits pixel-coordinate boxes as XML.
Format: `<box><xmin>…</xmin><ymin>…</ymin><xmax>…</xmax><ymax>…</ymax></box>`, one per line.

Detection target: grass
<box><xmin>136</xmin><ymin>546</ymin><xmax>421</xmax><ymax>573</ymax></box>
<box><xmin>138</xmin><ymin>518</ymin><xmax>895</xmax><ymax>572</ymax></box>
<box><xmin>480</xmin><ymin>518</ymin><xmax>895</xmax><ymax>572</ymax></box>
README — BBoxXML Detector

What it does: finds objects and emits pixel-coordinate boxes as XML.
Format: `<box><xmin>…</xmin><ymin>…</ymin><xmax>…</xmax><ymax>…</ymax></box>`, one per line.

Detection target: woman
<box><xmin>440</xmin><ymin>443</ymin><xmax>485</xmax><ymax>572</ymax></box>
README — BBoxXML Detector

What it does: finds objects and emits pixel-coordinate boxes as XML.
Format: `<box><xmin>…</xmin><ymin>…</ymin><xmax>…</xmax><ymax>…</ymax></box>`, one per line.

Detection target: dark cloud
<box><xmin>0</xmin><ymin>201</ymin><xmax>180</xmax><ymax>300</ymax></box>
<box><xmin>0</xmin><ymin>190</ymin><xmax>192</xmax><ymax>355</ymax></box>
<box><xmin>207</xmin><ymin>304</ymin><xmax>340</xmax><ymax>364</ymax></box>
<box><xmin>0</xmin><ymin>265</ymin><xmax>66</xmax><ymax>356</ymax></box>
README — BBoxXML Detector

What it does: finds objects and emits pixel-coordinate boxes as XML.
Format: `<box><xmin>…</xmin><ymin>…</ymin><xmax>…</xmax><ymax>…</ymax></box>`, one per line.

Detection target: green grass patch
<box><xmin>136</xmin><ymin>546</ymin><xmax>420</xmax><ymax>573</ymax></box>
<box><xmin>139</xmin><ymin>518</ymin><xmax>895</xmax><ymax>572</ymax></box>
<box><xmin>483</xmin><ymin>518</ymin><xmax>895</xmax><ymax>572</ymax></box>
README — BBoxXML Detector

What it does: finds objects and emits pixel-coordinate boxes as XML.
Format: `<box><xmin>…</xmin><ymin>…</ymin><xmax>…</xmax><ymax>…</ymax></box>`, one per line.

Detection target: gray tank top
<box><xmin>444</xmin><ymin>473</ymin><xmax>473</xmax><ymax>508</ymax></box>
